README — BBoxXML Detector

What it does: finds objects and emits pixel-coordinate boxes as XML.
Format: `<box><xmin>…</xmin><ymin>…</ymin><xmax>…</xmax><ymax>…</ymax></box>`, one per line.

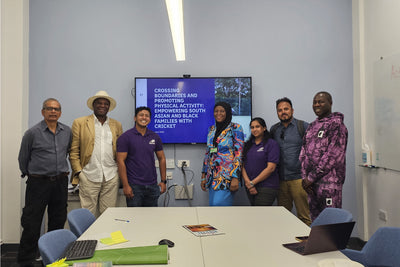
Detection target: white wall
<box><xmin>2</xmin><ymin>0</ymin><xmax>356</xmax><ymax>242</ymax></box>
<box><xmin>1</xmin><ymin>0</ymin><xmax>29</xmax><ymax>243</ymax></box>
<box><xmin>28</xmin><ymin>0</ymin><xmax>355</xmax><ymax>207</ymax></box>
<box><xmin>353</xmin><ymin>0</ymin><xmax>400</xmax><ymax>239</ymax></box>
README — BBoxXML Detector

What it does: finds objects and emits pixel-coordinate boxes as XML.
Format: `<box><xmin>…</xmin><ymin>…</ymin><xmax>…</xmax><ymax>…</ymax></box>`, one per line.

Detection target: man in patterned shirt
<box><xmin>299</xmin><ymin>91</ymin><xmax>348</xmax><ymax>221</ymax></box>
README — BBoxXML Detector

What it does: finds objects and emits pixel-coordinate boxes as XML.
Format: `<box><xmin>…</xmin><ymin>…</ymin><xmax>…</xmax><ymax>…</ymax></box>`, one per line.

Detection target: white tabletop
<box><xmin>196</xmin><ymin>206</ymin><xmax>349</xmax><ymax>267</ymax></box>
<box><xmin>79</xmin><ymin>206</ymin><xmax>350</xmax><ymax>267</ymax></box>
<box><xmin>81</xmin><ymin>207</ymin><xmax>204</xmax><ymax>267</ymax></box>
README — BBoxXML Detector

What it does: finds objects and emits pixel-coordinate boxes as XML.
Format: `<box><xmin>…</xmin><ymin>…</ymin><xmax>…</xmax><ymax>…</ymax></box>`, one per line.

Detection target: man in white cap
<box><xmin>70</xmin><ymin>91</ymin><xmax>123</xmax><ymax>216</ymax></box>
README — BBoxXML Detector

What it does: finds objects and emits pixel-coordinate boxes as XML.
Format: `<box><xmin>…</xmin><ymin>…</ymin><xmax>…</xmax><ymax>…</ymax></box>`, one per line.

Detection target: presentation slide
<box><xmin>135</xmin><ymin>77</ymin><xmax>251</xmax><ymax>144</ymax></box>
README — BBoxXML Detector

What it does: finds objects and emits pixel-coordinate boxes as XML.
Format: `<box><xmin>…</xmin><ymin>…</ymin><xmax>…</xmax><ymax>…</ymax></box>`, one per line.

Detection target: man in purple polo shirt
<box><xmin>117</xmin><ymin>106</ymin><xmax>167</xmax><ymax>207</ymax></box>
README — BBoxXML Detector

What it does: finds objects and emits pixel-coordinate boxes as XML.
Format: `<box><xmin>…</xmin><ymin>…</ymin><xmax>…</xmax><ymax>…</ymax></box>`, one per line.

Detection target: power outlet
<box><xmin>166</xmin><ymin>172</ymin><xmax>173</xmax><ymax>180</ymax></box>
<box><xmin>156</xmin><ymin>159</ymin><xmax>175</xmax><ymax>169</ymax></box>
<box><xmin>175</xmin><ymin>184</ymin><xmax>193</xmax><ymax>199</ymax></box>
<box><xmin>379</xmin><ymin>209</ymin><xmax>388</xmax><ymax>221</ymax></box>
<box><xmin>166</xmin><ymin>159</ymin><xmax>175</xmax><ymax>169</ymax></box>
<box><xmin>177</xmin><ymin>160</ymin><xmax>190</xmax><ymax>167</ymax></box>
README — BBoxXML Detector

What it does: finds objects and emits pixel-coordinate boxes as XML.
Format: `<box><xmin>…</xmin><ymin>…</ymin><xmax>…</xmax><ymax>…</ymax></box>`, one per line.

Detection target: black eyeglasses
<box><xmin>43</xmin><ymin>107</ymin><xmax>61</xmax><ymax>112</ymax></box>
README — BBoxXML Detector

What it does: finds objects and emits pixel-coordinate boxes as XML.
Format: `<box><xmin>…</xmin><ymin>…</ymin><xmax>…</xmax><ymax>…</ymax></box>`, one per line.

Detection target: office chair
<box><xmin>67</xmin><ymin>208</ymin><xmax>96</xmax><ymax>237</ymax></box>
<box><xmin>342</xmin><ymin>227</ymin><xmax>400</xmax><ymax>267</ymax></box>
<box><xmin>38</xmin><ymin>229</ymin><xmax>77</xmax><ymax>265</ymax></box>
<box><xmin>311</xmin><ymin>208</ymin><xmax>353</xmax><ymax>227</ymax></box>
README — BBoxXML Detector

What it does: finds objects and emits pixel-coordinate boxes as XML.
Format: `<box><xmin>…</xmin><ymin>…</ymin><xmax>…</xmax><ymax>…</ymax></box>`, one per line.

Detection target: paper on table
<box><xmin>100</xmin><ymin>231</ymin><xmax>128</xmax><ymax>245</ymax></box>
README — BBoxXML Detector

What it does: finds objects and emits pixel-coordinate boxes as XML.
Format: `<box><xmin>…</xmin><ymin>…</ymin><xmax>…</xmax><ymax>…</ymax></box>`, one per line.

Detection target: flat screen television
<box><xmin>135</xmin><ymin>77</ymin><xmax>252</xmax><ymax>144</ymax></box>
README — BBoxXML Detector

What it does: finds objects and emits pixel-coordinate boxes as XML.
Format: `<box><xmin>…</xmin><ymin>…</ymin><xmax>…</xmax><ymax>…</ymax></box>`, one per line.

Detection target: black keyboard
<box><xmin>293</xmin><ymin>245</ymin><xmax>305</xmax><ymax>253</ymax></box>
<box><xmin>62</xmin><ymin>240</ymin><xmax>97</xmax><ymax>260</ymax></box>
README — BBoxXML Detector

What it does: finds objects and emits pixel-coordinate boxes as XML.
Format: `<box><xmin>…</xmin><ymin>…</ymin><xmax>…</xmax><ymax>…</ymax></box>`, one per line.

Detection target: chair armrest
<box><xmin>341</xmin><ymin>249</ymin><xmax>366</xmax><ymax>265</ymax></box>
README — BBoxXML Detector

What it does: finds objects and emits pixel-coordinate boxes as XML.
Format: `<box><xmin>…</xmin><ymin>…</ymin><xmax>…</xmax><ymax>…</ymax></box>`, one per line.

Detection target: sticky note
<box><xmin>47</xmin><ymin>258</ymin><xmax>68</xmax><ymax>267</ymax></box>
<box><xmin>100</xmin><ymin>230</ymin><xmax>128</xmax><ymax>245</ymax></box>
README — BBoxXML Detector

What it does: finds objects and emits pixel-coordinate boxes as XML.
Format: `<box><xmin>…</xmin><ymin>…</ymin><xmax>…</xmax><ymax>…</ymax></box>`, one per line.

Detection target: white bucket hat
<box><xmin>87</xmin><ymin>90</ymin><xmax>116</xmax><ymax>111</ymax></box>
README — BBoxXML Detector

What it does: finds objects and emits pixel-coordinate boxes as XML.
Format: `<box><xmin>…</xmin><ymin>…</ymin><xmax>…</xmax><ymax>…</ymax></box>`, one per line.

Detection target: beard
<box><xmin>280</xmin><ymin>115</ymin><xmax>293</xmax><ymax>123</ymax></box>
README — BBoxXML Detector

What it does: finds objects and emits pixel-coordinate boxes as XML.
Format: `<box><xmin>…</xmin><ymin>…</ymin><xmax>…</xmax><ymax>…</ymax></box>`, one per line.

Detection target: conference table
<box><xmin>79</xmin><ymin>206</ymin><xmax>350</xmax><ymax>266</ymax></box>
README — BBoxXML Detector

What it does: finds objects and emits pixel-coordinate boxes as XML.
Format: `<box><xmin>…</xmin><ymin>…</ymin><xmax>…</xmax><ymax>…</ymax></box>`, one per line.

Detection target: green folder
<box><xmin>65</xmin><ymin>245</ymin><xmax>168</xmax><ymax>265</ymax></box>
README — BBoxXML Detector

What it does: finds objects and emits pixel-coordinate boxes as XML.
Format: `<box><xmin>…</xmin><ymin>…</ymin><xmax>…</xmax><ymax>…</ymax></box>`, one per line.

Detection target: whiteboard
<box><xmin>374</xmin><ymin>53</ymin><xmax>400</xmax><ymax>171</ymax></box>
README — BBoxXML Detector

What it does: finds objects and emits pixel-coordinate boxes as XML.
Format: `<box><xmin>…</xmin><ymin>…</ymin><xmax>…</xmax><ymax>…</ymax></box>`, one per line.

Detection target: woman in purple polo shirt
<box><xmin>242</xmin><ymin>117</ymin><xmax>280</xmax><ymax>206</ymax></box>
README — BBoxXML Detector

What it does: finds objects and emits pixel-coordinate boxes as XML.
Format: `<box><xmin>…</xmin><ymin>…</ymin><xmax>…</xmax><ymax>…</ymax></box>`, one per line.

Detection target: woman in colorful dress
<box><xmin>201</xmin><ymin>102</ymin><xmax>244</xmax><ymax>206</ymax></box>
<box><xmin>242</xmin><ymin>117</ymin><xmax>280</xmax><ymax>206</ymax></box>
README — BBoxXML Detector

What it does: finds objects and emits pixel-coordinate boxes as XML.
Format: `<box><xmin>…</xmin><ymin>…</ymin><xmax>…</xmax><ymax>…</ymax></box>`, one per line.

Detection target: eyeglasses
<box><xmin>43</xmin><ymin>107</ymin><xmax>61</xmax><ymax>112</ymax></box>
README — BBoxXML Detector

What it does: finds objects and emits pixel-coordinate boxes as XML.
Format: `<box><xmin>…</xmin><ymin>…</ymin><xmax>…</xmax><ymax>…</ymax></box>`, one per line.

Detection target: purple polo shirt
<box><xmin>244</xmin><ymin>138</ymin><xmax>280</xmax><ymax>189</ymax></box>
<box><xmin>117</xmin><ymin>127</ymin><xmax>163</xmax><ymax>185</ymax></box>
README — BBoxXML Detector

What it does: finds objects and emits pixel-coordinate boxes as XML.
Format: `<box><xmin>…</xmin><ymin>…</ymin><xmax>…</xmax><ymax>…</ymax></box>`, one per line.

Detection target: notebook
<box><xmin>282</xmin><ymin>221</ymin><xmax>355</xmax><ymax>255</ymax></box>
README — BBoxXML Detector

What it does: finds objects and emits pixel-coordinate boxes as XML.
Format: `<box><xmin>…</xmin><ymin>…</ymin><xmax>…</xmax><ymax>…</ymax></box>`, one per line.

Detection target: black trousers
<box><xmin>17</xmin><ymin>175</ymin><xmax>68</xmax><ymax>263</ymax></box>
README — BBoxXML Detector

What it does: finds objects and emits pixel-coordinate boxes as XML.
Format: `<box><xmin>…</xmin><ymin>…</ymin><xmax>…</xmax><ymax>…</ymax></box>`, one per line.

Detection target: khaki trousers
<box><xmin>278</xmin><ymin>179</ymin><xmax>311</xmax><ymax>226</ymax></box>
<box><xmin>79</xmin><ymin>172</ymin><xmax>119</xmax><ymax>216</ymax></box>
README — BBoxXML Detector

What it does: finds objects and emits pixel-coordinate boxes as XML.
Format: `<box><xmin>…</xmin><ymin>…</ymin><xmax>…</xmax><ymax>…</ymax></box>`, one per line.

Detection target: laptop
<box><xmin>282</xmin><ymin>221</ymin><xmax>355</xmax><ymax>255</ymax></box>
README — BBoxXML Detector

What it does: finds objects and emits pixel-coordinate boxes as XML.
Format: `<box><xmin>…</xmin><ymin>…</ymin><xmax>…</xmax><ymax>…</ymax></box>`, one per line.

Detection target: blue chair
<box><xmin>342</xmin><ymin>227</ymin><xmax>400</xmax><ymax>267</ymax></box>
<box><xmin>311</xmin><ymin>208</ymin><xmax>353</xmax><ymax>227</ymax></box>
<box><xmin>67</xmin><ymin>208</ymin><xmax>96</xmax><ymax>237</ymax></box>
<box><xmin>38</xmin><ymin>229</ymin><xmax>77</xmax><ymax>265</ymax></box>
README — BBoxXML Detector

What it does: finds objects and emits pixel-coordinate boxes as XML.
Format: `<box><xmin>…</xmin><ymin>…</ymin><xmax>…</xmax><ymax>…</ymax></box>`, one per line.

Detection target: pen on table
<box><xmin>114</xmin><ymin>218</ymin><xmax>130</xmax><ymax>222</ymax></box>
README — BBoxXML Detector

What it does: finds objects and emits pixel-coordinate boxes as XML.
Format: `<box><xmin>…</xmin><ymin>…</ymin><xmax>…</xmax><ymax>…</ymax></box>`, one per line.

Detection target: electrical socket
<box><xmin>166</xmin><ymin>159</ymin><xmax>175</xmax><ymax>169</ymax></box>
<box><xmin>177</xmin><ymin>160</ymin><xmax>190</xmax><ymax>167</ymax></box>
<box><xmin>156</xmin><ymin>159</ymin><xmax>175</xmax><ymax>169</ymax></box>
<box><xmin>175</xmin><ymin>184</ymin><xmax>193</xmax><ymax>199</ymax></box>
<box><xmin>166</xmin><ymin>172</ymin><xmax>173</xmax><ymax>180</ymax></box>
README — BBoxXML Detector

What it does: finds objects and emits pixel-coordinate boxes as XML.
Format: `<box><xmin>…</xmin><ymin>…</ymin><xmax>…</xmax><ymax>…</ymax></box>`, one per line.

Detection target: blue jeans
<box><xmin>126</xmin><ymin>184</ymin><xmax>160</xmax><ymax>207</ymax></box>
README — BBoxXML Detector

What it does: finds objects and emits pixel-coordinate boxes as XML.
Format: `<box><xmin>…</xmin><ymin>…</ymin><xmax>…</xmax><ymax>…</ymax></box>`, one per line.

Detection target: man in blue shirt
<box><xmin>17</xmin><ymin>98</ymin><xmax>71</xmax><ymax>266</ymax></box>
<box><xmin>270</xmin><ymin>97</ymin><xmax>311</xmax><ymax>225</ymax></box>
<box><xmin>117</xmin><ymin>107</ymin><xmax>167</xmax><ymax>207</ymax></box>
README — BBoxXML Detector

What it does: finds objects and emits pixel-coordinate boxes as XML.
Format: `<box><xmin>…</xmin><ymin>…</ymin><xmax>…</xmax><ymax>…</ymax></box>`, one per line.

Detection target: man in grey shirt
<box><xmin>270</xmin><ymin>97</ymin><xmax>311</xmax><ymax>225</ymax></box>
<box><xmin>17</xmin><ymin>98</ymin><xmax>71</xmax><ymax>266</ymax></box>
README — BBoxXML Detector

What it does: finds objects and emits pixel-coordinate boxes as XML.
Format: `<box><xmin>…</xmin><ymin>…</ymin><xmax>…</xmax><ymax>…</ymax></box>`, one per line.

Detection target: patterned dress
<box><xmin>299</xmin><ymin>112</ymin><xmax>348</xmax><ymax>221</ymax></box>
<box><xmin>202</xmin><ymin>122</ymin><xmax>244</xmax><ymax>205</ymax></box>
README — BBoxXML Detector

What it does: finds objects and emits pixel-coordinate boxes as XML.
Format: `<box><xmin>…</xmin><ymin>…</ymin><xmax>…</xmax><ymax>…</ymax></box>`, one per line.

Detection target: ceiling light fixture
<box><xmin>165</xmin><ymin>0</ymin><xmax>185</xmax><ymax>61</ymax></box>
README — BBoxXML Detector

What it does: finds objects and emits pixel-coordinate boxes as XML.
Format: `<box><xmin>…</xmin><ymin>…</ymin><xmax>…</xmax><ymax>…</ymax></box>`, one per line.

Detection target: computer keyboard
<box><xmin>62</xmin><ymin>240</ymin><xmax>98</xmax><ymax>260</ymax></box>
<box><xmin>293</xmin><ymin>245</ymin><xmax>305</xmax><ymax>253</ymax></box>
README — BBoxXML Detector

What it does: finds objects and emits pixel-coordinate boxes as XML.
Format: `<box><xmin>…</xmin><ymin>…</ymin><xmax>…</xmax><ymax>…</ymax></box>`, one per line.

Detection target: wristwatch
<box><xmin>161</xmin><ymin>180</ymin><xmax>167</xmax><ymax>184</ymax></box>
<box><xmin>250</xmin><ymin>181</ymin><xmax>254</xmax><ymax>187</ymax></box>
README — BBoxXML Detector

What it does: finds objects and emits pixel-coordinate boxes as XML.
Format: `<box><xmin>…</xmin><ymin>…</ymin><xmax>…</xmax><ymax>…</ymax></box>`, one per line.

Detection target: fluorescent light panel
<box><xmin>166</xmin><ymin>0</ymin><xmax>185</xmax><ymax>61</ymax></box>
